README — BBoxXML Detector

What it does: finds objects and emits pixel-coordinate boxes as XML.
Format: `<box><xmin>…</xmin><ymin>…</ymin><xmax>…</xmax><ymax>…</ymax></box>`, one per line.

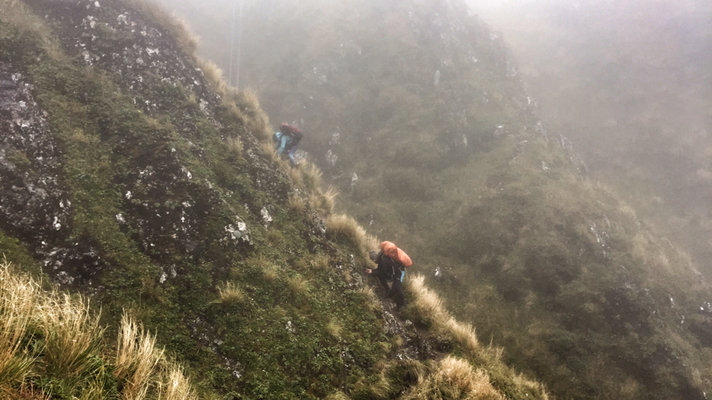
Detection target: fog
<box><xmin>466</xmin><ymin>0</ymin><xmax>712</xmax><ymax>274</ymax></box>
<box><xmin>158</xmin><ymin>0</ymin><xmax>712</xmax><ymax>275</ymax></box>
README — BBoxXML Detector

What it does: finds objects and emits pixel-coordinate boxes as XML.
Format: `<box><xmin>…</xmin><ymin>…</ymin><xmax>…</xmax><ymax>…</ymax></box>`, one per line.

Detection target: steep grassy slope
<box><xmin>156</xmin><ymin>0</ymin><xmax>712</xmax><ymax>399</ymax></box>
<box><xmin>0</xmin><ymin>0</ymin><xmax>549</xmax><ymax>398</ymax></box>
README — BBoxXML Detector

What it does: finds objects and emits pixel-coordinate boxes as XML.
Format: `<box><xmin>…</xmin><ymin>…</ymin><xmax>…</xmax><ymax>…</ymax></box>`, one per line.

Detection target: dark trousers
<box><xmin>388</xmin><ymin>277</ymin><xmax>406</xmax><ymax>309</ymax></box>
<box><xmin>371</xmin><ymin>268</ymin><xmax>391</xmax><ymax>293</ymax></box>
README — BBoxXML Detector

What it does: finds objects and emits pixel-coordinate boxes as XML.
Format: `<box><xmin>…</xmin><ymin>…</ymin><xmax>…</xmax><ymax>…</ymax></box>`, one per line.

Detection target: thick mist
<box><xmin>467</xmin><ymin>0</ymin><xmax>712</xmax><ymax>276</ymax></box>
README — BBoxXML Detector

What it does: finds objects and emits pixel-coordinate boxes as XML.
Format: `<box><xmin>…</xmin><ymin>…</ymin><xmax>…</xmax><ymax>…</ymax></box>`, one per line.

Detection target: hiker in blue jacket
<box><xmin>273</xmin><ymin>123</ymin><xmax>302</xmax><ymax>167</ymax></box>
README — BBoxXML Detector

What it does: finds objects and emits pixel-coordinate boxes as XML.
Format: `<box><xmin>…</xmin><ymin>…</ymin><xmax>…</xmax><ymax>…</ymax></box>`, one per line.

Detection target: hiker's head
<box><xmin>369</xmin><ymin>250</ymin><xmax>378</xmax><ymax>261</ymax></box>
<box><xmin>279</xmin><ymin>123</ymin><xmax>290</xmax><ymax>133</ymax></box>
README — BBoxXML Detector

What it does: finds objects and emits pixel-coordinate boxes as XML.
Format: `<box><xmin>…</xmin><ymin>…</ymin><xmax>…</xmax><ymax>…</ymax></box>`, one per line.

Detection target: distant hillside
<box><xmin>0</xmin><ymin>0</ymin><xmax>549</xmax><ymax>398</ymax></box>
<box><xmin>157</xmin><ymin>0</ymin><xmax>712</xmax><ymax>399</ymax></box>
<box><xmin>467</xmin><ymin>0</ymin><xmax>712</xmax><ymax>278</ymax></box>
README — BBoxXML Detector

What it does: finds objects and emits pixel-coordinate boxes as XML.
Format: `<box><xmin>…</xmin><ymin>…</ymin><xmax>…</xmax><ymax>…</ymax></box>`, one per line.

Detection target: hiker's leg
<box><xmin>372</xmin><ymin>269</ymin><xmax>390</xmax><ymax>292</ymax></box>
<box><xmin>288</xmin><ymin>147</ymin><xmax>297</xmax><ymax>167</ymax></box>
<box><xmin>392</xmin><ymin>279</ymin><xmax>405</xmax><ymax>309</ymax></box>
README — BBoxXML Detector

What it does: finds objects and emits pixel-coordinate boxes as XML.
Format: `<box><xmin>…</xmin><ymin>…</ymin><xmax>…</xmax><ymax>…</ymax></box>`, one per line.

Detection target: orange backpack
<box><xmin>380</xmin><ymin>241</ymin><xmax>412</xmax><ymax>268</ymax></box>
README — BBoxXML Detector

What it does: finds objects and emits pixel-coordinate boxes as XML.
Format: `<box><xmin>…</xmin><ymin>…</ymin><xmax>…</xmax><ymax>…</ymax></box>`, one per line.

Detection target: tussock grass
<box><xmin>217</xmin><ymin>282</ymin><xmax>244</xmax><ymax>304</ymax></box>
<box><xmin>0</xmin><ymin>262</ymin><xmax>37</xmax><ymax>393</ymax></box>
<box><xmin>39</xmin><ymin>293</ymin><xmax>104</xmax><ymax>379</ymax></box>
<box><xmin>158</xmin><ymin>365</ymin><xmax>197</xmax><ymax>400</ymax></box>
<box><xmin>406</xmin><ymin>275</ymin><xmax>448</xmax><ymax>327</ymax></box>
<box><xmin>310</xmin><ymin>254</ymin><xmax>330</xmax><ymax>271</ymax></box>
<box><xmin>263</xmin><ymin>266</ymin><xmax>278</xmax><ymax>283</ymax></box>
<box><xmin>324</xmin><ymin>391</ymin><xmax>350</xmax><ymax>400</ymax></box>
<box><xmin>326</xmin><ymin>318</ymin><xmax>342</xmax><ymax>340</ymax></box>
<box><xmin>0</xmin><ymin>261</ymin><xmax>198</xmax><ymax>399</ymax></box>
<box><xmin>115</xmin><ymin>313</ymin><xmax>164</xmax><ymax>400</ymax></box>
<box><xmin>289</xmin><ymin>167</ymin><xmax>304</xmax><ymax>187</ymax></box>
<box><xmin>266</xmin><ymin>229</ymin><xmax>284</xmax><ymax>245</ymax></box>
<box><xmin>358</xmin><ymin>286</ymin><xmax>381</xmax><ymax>312</ymax></box>
<box><xmin>226</xmin><ymin>137</ymin><xmax>243</xmax><ymax>159</ymax></box>
<box><xmin>258</xmin><ymin>141</ymin><xmax>279</xmax><ymax>164</ymax></box>
<box><xmin>403</xmin><ymin>356</ymin><xmax>504</xmax><ymax>400</ymax></box>
<box><xmin>288</xmin><ymin>194</ymin><xmax>307</xmax><ymax>212</ymax></box>
<box><xmin>301</xmin><ymin>162</ymin><xmax>323</xmax><ymax>191</ymax></box>
<box><xmin>326</xmin><ymin>214</ymin><xmax>368</xmax><ymax>252</ymax></box>
<box><xmin>287</xmin><ymin>275</ymin><xmax>307</xmax><ymax>295</ymax></box>
<box><xmin>309</xmin><ymin>187</ymin><xmax>337</xmax><ymax>216</ymax></box>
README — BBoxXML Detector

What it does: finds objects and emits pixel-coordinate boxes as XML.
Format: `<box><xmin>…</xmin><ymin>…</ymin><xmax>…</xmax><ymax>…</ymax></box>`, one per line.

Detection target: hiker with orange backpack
<box><xmin>366</xmin><ymin>241</ymin><xmax>412</xmax><ymax>310</ymax></box>
<box><xmin>273</xmin><ymin>123</ymin><xmax>303</xmax><ymax>167</ymax></box>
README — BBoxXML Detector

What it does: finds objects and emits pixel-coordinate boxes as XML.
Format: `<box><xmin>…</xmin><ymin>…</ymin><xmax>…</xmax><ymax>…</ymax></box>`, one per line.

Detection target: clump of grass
<box><xmin>114</xmin><ymin>313</ymin><xmax>164</xmax><ymax>400</ymax></box>
<box><xmin>324</xmin><ymin>391</ymin><xmax>349</xmax><ymax>400</ymax></box>
<box><xmin>288</xmin><ymin>194</ymin><xmax>307</xmax><ymax>212</ymax></box>
<box><xmin>226</xmin><ymin>136</ymin><xmax>243</xmax><ymax>159</ymax></box>
<box><xmin>216</xmin><ymin>282</ymin><xmax>244</xmax><ymax>304</ymax></box>
<box><xmin>196</xmin><ymin>59</ymin><xmax>226</xmax><ymax>96</ymax></box>
<box><xmin>0</xmin><ymin>262</ymin><xmax>38</xmax><ymax>393</ymax></box>
<box><xmin>287</xmin><ymin>275</ymin><xmax>307</xmax><ymax>295</ymax></box>
<box><xmin>266</xmin><ymin>229</ymin><xmax>284</xmax><ymax>245</ymax></box>
<box><xmin>326</xmin><ymin>318</ymin><xmax>342</xmax><ymax>340</ymax></box>
<box><xmin>309</xmin><ymin>186</ymin><xmax>339</xmax><ymax>215</ymax></box>
<box><xmin>289</xmin><ymin>167</ymin><xmax>304</xmax><ymax>187</ymax></box>
<box><xmin>406</xmin><ymin>275</ymin><xmax>480</xmax><ymax>353</ymax></box>
<box><xmin>326</xmin><ymin>214</ymin><xmax>368</xmax><ymax>252</ymax></box>
<box><xmin>39</xmin><ymin>293</ymin><xmax>104</xmax><ymax>380</ymax></box>
<box><xmin>302</xmin><ymin>161</ymin><xmax>323</xmax><ymax>191</ymax></box>
<box><xmin>263</xmin><ymin>265</ymin><xmax>278</xmax><ymax>283</ymax></box>
<box><xmin>258</xmin><ymin>141</ymin><xmax>279</xmax><ymax>164</ymax></box>
<box><xmin>310</xmin><ymin>254</ymin><xmax>330</xmax><ymax>271</ymax></box>
<box><xmin>235</xmin><ymin>89</ymin><xmax>271</xmax><ymax>142</ymax></box>
<box><xmin>402</xmin><ymin>356</ymin><xmax>504</xmax><ymax>400</ymax></box>
<box><xmin>157</xmin><ymin>364</ymin><xmax>197</xmax><ymax>400</ymax></box>
<box><xmin>358</xmin><ymin>286</ymin><xmax>380</xmax><ymax>312</ymax></box>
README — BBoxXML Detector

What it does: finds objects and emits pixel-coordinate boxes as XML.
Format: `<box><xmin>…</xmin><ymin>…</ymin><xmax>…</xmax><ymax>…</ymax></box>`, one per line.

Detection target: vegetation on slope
<box><xmin>157</xmin><ymin>0</ymin><xmax>712</xmax><ymax>398</ymax></box>
<box><xmin>0</xmin><ymin>0</ymin><xmax>551</xmax><ymax>398</ymax></box>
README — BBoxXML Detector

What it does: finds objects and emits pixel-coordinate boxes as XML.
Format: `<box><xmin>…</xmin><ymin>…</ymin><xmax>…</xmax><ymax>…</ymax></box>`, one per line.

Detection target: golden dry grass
<box><xmin>158</xmin><ymin>365</ymin><xmax>197</xmax><ymax>400</ymax></box>
<box><xmin>115</xmin><ymin>313</ymin><xmax>164</xmax><ymax>400</ymax></box>
<box><xmin>402</xmin><ymin>356</ymin><xmax>504</xmax><ymax>400</ymax></box>
<box><xmin>326</xmin><ymin>214</ymin><xmax>368</xmax><ymax>252</ymax></box>
<box><xmin>288</xmin><ymin>194</ymin><xmax>307</xmax><ymax>212</ymax></box>
<box><xmin>0</xmin><ymin>262</ymin><xmax>38</xmax><ymax>393</ymax></box>
<box><xmin>324</xmin><ymin>391</ymin><xmax>350</xmax><ymax>400</ymax></box>
<box><xmin>39</xmin><ymin>293</ymin><xmax>104</xmax><ymax>379</ymax></box>
<box><xmin>289</xmin><ymin>167</ymin><xmax>304</xmax><ymax>187</ymax></box>
<box><xmin>267</xmin><ymin>229</ymin><xmax>284</xmax><ymax>245</ymax></box>
<box><xmin>217</xmin><ymin>282</ymin><xmax>244</xmax><ymax>304</ymax></box>
<box><xmin>326</xmin><ymin>318</ymin><xmax>342</xmax><ymax>340</ymax></box>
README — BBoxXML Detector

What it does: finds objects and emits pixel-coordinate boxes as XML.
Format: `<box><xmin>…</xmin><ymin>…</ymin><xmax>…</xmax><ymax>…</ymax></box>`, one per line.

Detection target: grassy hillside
<box><xmin>0</xmin><ymin>0</ymin><xmax>550</xmax><ymax>398</ymax></box>
<box><xmin>155</xmin><ymin>0</ymin><xmax>712</xmax><ymax>399</ymax></box>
